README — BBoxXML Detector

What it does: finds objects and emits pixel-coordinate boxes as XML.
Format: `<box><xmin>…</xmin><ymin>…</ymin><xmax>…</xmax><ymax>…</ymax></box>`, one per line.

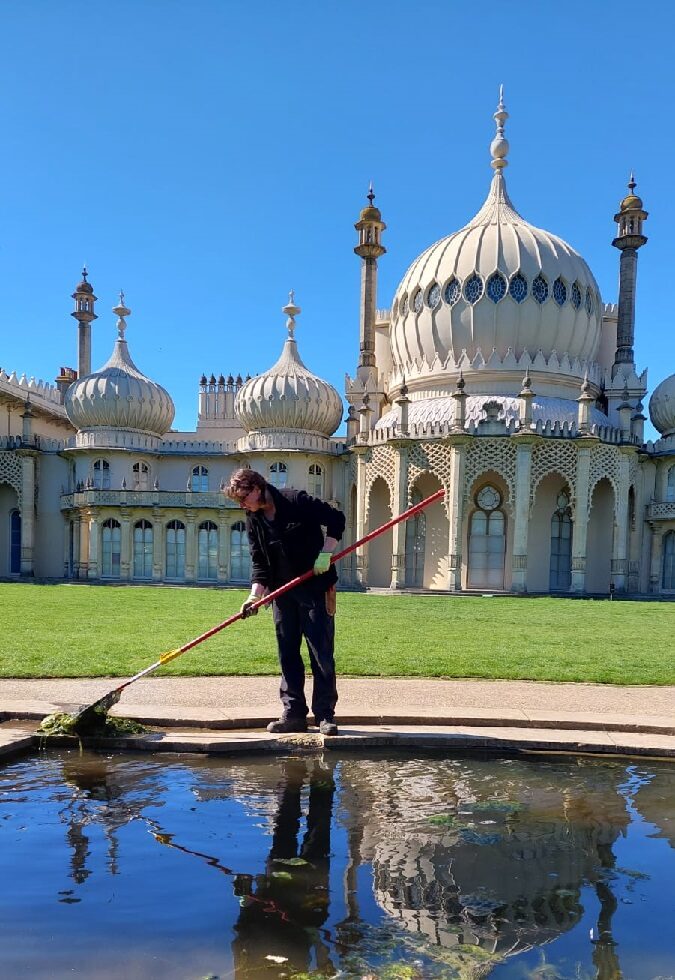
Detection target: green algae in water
<box><xmin>38</xmin><ymin>708</ymin><xmax>147</xmax><ymax>737</ymax></box>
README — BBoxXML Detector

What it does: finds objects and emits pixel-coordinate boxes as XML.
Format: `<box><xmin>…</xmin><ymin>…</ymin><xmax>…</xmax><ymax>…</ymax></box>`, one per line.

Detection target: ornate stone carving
<box><xmin>0</xmin><ymin>452</ymin><xmax>23</xmax><ymax>504</ymax></box>
<box><xmin>463</xmin><ymin>438</ymin><xmax>517</xmax><ymax>503</ymax></box>
<box><xmin>529</xmin><ymin>440</ymin><xmax>577</xmax><ymax>509</ymax></box>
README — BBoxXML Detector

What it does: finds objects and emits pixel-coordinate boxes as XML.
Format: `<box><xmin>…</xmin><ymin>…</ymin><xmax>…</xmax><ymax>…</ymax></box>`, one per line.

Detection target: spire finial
<box><xmin>628</xmin><ymin>171</ymin><xmax>636</xmax><ymax>193</ymax></box>
<box><xmin>82</xmin><ymin>265</ymin><xmax>88</xmax><ymax>282</ymax></box>
<box><xmin>282</xmin><ymin>290</ymin><xmax>301</xmax><ymax>339</ymax></box>
<box><xmin>367</xmin><ymin>181</ymin><xmax>375</xmax><ymax>206</ymax></box>
<box><xmin>490</xmin><ymin>85</ymin><xmax>509</xmax><ymax>172</ymax></box>
<box><xmin>112</xmin><ymin>290</ymin><xmax>131</xmax><ymax>340</ymax></box>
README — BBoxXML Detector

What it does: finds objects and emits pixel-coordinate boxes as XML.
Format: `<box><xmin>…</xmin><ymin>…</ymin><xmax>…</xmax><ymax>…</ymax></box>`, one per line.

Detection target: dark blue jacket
<box><xmin>246</xmin><ymin>485</ymin><xmax>345</xmax><ymax>592</ymax></box>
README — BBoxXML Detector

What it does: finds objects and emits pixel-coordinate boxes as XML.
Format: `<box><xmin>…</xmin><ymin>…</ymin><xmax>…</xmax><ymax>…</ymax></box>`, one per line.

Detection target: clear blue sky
<box><xmin>1</xmin><ymin>0</ymin><xmax>672</xmax><ymax>437</ymax></box>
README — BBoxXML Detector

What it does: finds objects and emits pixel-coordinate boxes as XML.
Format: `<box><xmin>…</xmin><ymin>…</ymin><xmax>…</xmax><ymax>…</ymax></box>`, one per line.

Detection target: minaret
<box><xmin>611</xmin><ymin>174</ymin><xmax>648</xmax><ymax>376</ymax></box>
<box><xmin>71</xmin><ymin>267</ymin><xmax>97</xmax><ymax>378</ymax></box>
<box><xmin>354</xmin><ymin>183</ymin><xmax>386</xmax><ymax>376</ymax></box>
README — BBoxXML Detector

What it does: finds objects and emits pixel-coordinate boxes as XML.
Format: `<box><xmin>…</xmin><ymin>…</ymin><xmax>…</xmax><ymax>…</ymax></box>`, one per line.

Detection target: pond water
<box><xmin>0</xmin><ymin>749</ymin><xmax>674</xmax><ymax>979</ymax></box>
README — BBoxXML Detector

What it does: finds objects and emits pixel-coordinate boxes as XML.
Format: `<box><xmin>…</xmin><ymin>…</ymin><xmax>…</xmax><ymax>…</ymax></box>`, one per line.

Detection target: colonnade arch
<box><xmin>0</xmin><ymin>484</ymin><xmax>20</xmax><ymax>577</ymax></box>
<box><xmin>528</xmin><ymin>472</ymin><xmax>573</xmax><ymax>593</ymax></box>
<box><xmin>586</xmin><ymin>478</ymin><xmax>615</xmax><ymax>593</ymax></box>
<box><xmin>367</xmin><ymin>477</ymin><xmax>392</xmax><ymax>588</ymax></box>
<box><xmin>406</xmin><ymin>472</ymin><xmax>447</xmax><ymax>590</ymax></box>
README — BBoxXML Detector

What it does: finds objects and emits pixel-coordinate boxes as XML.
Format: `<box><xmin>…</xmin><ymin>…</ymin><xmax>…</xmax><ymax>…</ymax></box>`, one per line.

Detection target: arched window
<box><xmin>663</xmin><ymin>531</ymin><xmax>675</xmax><ymax>591</ymax></box>
<box><xmin>666</xmin><ymin>466</ymin><xmax>675</xmax><ymax>502</ymax></box>
<box><xmin>101</xmin><ymin>519</ymin><xmax>121</xmax><ymax>578</ymax></box>
<box><xmin>10</xmin><ymin>510</ymin><xmax>21</xmax><ymax>574</ymax></box>
<box><xmin>230</xmin><ymin>520</ymin><xmax>251</xmax><ymax>582</ymax></box>
<box><xmin>166</xmin><ymin>520</ymin><xmax>186</xmax><ymax>579</ymax></box>
<box><xmin>92</xmin><ymin>459</ymin><xmax>110</xmax><ymax>490</ymax></box>
<box><xmin>133</xmin><ymin>520</ymin><xmax>153</xmax><ymax>579</ymax></box>
<box><xmin>132</xmin><ymin>461</ymin><xmax>150</xmax><ymax>490</ymax></box>
<box><xmin>308</xmin><ymin>463</ymin><xmax>323</xmax><ymax>497</ymax></box>
<box><xmin>198</xmin><ymin>521</ymin><xmax>218</xmax><ymax>580</ymax></box>
<box><xmin>549</xmin><ymin>491</ymin><xmax>572</xmax><ymax>591</ymax></box>
<box><xmin>191</xmin><ymin>465</ymin><xmax>209</xmax><ymax>492</ymax></box>
<box><xmin>405</xmin><ymin>489</ymin><xmax>425</xmax><ymax>587</ymax></box>
<box><xmin>468</xmin><ymin>485</ymin><xmax>505</xmax><ymax>590</ymax></box>
<box><xmin>269</xmin><ymin>462</ymin><xmax>287</xmax><ymax>489</ymax></box>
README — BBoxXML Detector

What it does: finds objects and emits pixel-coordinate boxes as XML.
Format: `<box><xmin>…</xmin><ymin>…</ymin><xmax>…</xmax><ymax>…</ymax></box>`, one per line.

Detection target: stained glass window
<box><xmin>486</xmin><ymin>272</ymin><xmax>507</xmax><ymax>303</ymax></box>
<box><xmin>553</xmin><ymin>277</ymin><xmax>567</xmax><ymax>306</ymax></box>
<box><xmin>532</xmin><ymin>274</ymin><xmax>548</xmax><ymax>304</ymax></box>
<box><xmin>509</xmin><ymin>272</ymin><xmax>527</xmax><ymax>303</ymax></box>
<box><xmin>412</xmin><ymin>289</ymin><xmax>423</xmax><ymax>313</ymax></box>
<box><xmin>427</xmin><ymin>282</ymin><xmax>441</xmax><ymax>308</ymax></box>
<box><xmin>585</xmin><ymin>288</ymin><xmax>594</xmax><ymax>316</ymax></box>
<box><xmin>464</xmin><ymin>274</ymin><xmax>483</xmax><ymax>305</ymax></box>
<box><xmin>571</xmin><ymin>281</ymin><xmax>582</xmax><ymax>309</ymax></box>
<box><xmin>443</xmin><ymin>277</ymin><xmax>461</xmax><ymax>306</ymax></box>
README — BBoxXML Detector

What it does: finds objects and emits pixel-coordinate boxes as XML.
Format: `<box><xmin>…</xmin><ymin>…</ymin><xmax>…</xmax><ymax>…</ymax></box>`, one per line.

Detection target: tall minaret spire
<box><xmin>354</xmin><ymin>184</ymin><xmax>386</xmax><ymax>374</ymax></box>
<box><xmin>611</xmin><ymin>174</ymin><xmax>648</xmax><ymax>376</ymax></box>
<box><xmin>71</xmin><ymin>266</ymin><xmax>97</xmax><ymax>377</ymax></box>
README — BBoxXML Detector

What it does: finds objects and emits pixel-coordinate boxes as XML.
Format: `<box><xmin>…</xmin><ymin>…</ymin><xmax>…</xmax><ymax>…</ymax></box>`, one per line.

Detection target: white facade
<box><xmin>2</xmin><ymin>95</ymin><xmax>675</xmax><ymax>596</ymax></box>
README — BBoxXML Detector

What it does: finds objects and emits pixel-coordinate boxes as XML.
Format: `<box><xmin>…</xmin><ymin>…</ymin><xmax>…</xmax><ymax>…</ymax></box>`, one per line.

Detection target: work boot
<box><xmin>266</xmin><ymin>716</ymin><xmax>308</xmax><ymax>734</ymax></box>
<box><xmin>318</xmin><ymin>719</ymin><xmax>339</xmax><ymax>737</ymax></box>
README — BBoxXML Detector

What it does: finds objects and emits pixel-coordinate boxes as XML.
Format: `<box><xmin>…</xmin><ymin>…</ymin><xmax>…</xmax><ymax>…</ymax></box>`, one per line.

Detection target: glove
<box><xmin>313</xmin><ymin>552</ymin><xmax>332</xmax><ymax>575</ymax></box>
<box><xmin>240</xmin><ymin>593</ymin><xmax>260</xmax><ymax>619</ymax></box>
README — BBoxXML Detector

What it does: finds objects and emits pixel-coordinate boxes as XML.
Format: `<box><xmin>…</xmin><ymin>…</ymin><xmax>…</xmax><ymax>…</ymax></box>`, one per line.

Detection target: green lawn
<box><xmin>1</xmin><ymin>583</ymin><xmax>673</xmax><ymax>685</ymax></box>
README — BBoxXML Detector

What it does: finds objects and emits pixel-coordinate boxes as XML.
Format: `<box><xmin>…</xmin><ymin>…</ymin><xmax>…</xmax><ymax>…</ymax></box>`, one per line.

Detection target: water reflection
<box><xmin>0</xmin><ymin>751</ymin><xmax>673</xmax><ymax>979</ymax></box>
<box><xmin>231</xmin><ymin>758</ymin><xmax>336</xmax><ymax>976</ymax></box>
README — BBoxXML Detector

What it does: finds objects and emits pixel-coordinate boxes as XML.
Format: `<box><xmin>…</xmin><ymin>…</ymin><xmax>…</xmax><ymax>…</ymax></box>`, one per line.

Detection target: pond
<box><xmin>0</xmin><ymin>749</ymin><xmax>673</xmax><ymax>979</ymax></box>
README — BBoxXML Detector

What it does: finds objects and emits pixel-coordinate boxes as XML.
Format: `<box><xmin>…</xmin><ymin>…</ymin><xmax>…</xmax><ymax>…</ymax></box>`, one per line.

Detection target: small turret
<box><xmin>612</xmin><ymin>175</ymin><xmax>648</xmax><ymax>374</ymax></box>
<box><xmin>71</xmin><ymin>267</ymin><xmax>97</xmax><ymax>377</ymax></box>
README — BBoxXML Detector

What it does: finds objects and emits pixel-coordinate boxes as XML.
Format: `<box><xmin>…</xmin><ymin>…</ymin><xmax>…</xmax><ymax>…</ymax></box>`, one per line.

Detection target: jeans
<box><xmin>272</xmin><ymin>585</ymin><xmax>337</xmax><ymax>722</ymax></box>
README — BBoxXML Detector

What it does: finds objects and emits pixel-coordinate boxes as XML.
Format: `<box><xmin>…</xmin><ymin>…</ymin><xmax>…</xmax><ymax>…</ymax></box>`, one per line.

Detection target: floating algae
<box><xmin>38</xmin><ymin>706</ymin><xmax>147</xmax><ymax>737</ymax></box>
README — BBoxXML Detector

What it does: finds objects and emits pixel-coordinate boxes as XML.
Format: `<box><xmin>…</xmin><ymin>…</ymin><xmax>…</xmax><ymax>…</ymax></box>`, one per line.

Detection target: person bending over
<box><xmin>226</xmin><ymin>468</ymin><xmax>345</xmax><ymax>736</ymax></box>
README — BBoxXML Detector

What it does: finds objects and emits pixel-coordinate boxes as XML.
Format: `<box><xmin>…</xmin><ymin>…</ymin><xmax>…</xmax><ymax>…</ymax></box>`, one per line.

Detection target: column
<box><xmin>354</xmin><ymin>449</ymin><xmax>368</xmax><ymax>587</ymax></box>
<box><xmin>152</xmin><ymin>507</ymin><xmax>163</xmax><ymax>581</ymax></box>
<box><xmin>78</xmin><ymin>511</ymin><xmax>90</xmax><ymax>579</ymax></box>
<box><xmin>62</xmin><ymin>513</ymin><xmax>71</xmax><ymax>578</ymax></box>
<box><xmin>389</xmin><ymin>444</ymin><xmax>409</xmax><ymax>589</ymax></box>
<box><xmin>570</xmin><ymin>445</ymin><xmax>592</xmax><ymax>593</ymax></box>
<box><xmin>120</xmin><ymin>509</ymin><xmax>132</xmax><ymax>580</ymax></box>
<box><xmin>511</xmin><ymin>441</ymin><xmax>534</xmax><ymax>593</ymax></box>
<box><xmin>185</xmin><ymin>513</ymin><xmax>197</xmax><ymax>582</ymax></box>
<box><xmin>217</xmin><ymin>514</ymin><xmax>229</xmax><ymax>583</ymax></box>
<box><xmin>649</xmin><ymin>526</ymin><xmax>664</xmax><ymax>594</ymax></box>
<box><xmin>447</xmin><ymin>441</ymin><xmax>468</xmax><ymax>591</ymax></box>
<box><xmin>19</xmin><ymin>453</ymin><xmax>36</xmax><ymax>576</ymax></box>
<box><xmin>87</xmin><ymin>510</ymin><xmax>100</xmax><ymax>580</ymax></box>
<box><xmin>72</xmin><ymin>514</ymin><xmax>82</xmax><ymax>578</ymax></box>
<box><xmin>611</xmin><ymin>453</ymin><xmax>631</xmax><ymax>592</ymax></box>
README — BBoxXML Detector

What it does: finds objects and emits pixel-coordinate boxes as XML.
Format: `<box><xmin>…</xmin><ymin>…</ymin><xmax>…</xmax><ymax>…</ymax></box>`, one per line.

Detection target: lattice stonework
<box><xmin>407</xmin><ymin>442</ymin><xmax>453</xmax><ymax>499</ymax></box>
<box><xmin>0</xmin><ymin>452</ymin><xmax>22</xmax><ymax>504</ymax></box>
<box><xmin>364</xmin><ymin>445</ymin><xmax>397</xmax><ymax>503</ymax></box>
<box><xmin>530</xmin><ymin>440</ymin><xmax>578</xmax><ymax>508</ymax></box>
<box><xmin>589</xmin><ymin>444</ymin><xmax>620</xmax><ymax>502</ymax></box>
<box><xmin>463</xmin><ymin>439</ymin><xmax>517</xmax><ymax>502</ymax></box>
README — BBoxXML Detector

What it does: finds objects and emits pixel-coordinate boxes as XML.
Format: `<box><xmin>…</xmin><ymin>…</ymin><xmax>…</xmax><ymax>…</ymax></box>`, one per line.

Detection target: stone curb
<box><xmin>2</xmin><ymin>725</ymin><xmax>675</xmax><ymax>762</ymax></box>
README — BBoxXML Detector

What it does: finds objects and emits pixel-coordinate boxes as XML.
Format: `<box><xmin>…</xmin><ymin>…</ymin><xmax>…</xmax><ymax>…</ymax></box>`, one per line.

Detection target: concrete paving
<box><xmin>1</xmin><ymin>676</ymin><xmax>674</xmax><ymax>762</ymax></box>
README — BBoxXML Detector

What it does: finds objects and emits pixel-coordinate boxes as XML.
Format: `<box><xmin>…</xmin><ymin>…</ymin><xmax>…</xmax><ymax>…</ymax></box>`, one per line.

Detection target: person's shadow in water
<box><xmin>232</xmin><ymin>758</ymin><xmax>336</xmax><ymax>978</ymax></box>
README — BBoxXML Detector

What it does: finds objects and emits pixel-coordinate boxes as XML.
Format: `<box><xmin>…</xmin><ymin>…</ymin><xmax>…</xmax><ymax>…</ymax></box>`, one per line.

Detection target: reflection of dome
<box><xmin>648</xmin><ymin>373</ymin><xmax>675</xmax><ymax>438</ymax></box>
<box><xmin>235</xmin><ymin>294</ymin><xmax>343</xmax><ymax>437</ymax></box>
<box><xmin>389</xmin><ymin>93</ymin><xmax>601</xmax><ymax>388</ymax></box>
<box><xmin>65</xmin><ymin>296</ymin><xmax>175</xmax><ymax>446</ymax></box>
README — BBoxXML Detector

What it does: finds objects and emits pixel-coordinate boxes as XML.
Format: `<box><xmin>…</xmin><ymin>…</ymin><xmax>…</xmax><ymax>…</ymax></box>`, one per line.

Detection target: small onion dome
<box><xmin>75</xmin><ymin>267</ymin><xmax>94</xmax><ymax>294</ymax></box>
<box><xmin>360</xmin><ymin>203</ymin><xmax>382</xmax><ymax>222</ymax></box>
<box><xmin>619</xmin><ymin>174</ymin><xmax>643</xmax><ymax>211</ymax></box>
<box><xmin>235</xmin><ymin>293</ymin><xmax>343</xmax><ymax>436</ymax></box>
<box><xmin>65</xmin><ymin>297</ymin><xmax>174</xmax><ymax>439</ymax></box>
<box><xmin>649</xmin><ymin>373</ymin><xmax>675</xmax><ymax>438</ymax></box>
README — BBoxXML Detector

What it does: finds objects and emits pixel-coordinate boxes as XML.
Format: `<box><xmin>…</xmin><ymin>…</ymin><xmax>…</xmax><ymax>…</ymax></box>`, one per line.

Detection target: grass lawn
<box><xmin>1</xmin><ymin>582</ymin><xmax>673</xmax><ymax>685</ymax></box>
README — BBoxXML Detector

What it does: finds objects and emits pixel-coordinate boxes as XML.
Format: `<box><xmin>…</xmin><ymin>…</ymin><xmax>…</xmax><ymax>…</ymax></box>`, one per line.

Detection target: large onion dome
<box><xmin>649</xmin><ymin>373</ymin><xmax>675</xmax><ymax>440</ymax></box>
<box><xmin>389</xmin><ymin>90</ymin><xmax>602</xmax><ymax>391</ymax></box>
<box><xmin>235</xmin><ymin>293</ymin><xmax>343</xmax><ymax>440</ymax></box>
<box><xmin>65</xmin><ymin>294</ymin><xmax>175</xmax><ymax>449</ymax></box>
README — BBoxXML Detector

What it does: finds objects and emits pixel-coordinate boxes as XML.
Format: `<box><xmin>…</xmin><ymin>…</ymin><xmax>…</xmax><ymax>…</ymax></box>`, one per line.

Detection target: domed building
<box><xmin>1</xmin><ymin>92</ymin><xmax>675</xmax><ymax>594</ymax></box>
